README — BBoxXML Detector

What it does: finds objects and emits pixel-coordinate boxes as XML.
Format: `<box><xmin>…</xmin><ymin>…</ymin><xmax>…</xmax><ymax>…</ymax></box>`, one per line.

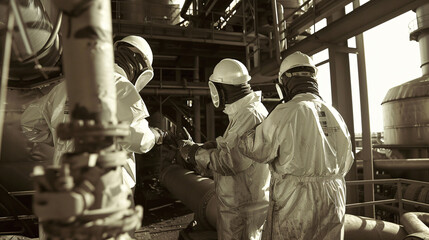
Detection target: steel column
<box><xmin>354</xmin><ymin>0</ymin><xmax>375</xmax><ymax>218</ymax></box>
<box><xmin>327</xmin><ymin>8</ymin><xmax>359</xmax><ymax>215</ymax></box>
<box><xmin>194</xmin><ymin>56</ymin><xmax>201</xmax><ymax>142</ymax></box>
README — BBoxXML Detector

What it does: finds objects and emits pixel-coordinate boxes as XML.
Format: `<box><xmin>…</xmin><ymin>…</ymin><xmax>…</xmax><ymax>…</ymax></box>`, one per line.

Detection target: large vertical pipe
<box><xmin>354</xmin><ymin>0</ymin><xmax>375</xmax><ymax>219</ymax></box>
<box><xmin>194</xmin><ymin>56</ymin><xmax>201</xmax><ymax>142</ymax></box>
<box><xmin>37</xmin><ymin>1</ymin><xmax>142</xmax><ymax>239</ymax></box>
<box><xmin>327</xmin><ymin>8</ymin><xmax>359</xmax><ymax>216</ymax></box>
<box><xmin>58</xmin><ymin>0</ymin><xmax>117</xmax><ymax>127</ymax></box>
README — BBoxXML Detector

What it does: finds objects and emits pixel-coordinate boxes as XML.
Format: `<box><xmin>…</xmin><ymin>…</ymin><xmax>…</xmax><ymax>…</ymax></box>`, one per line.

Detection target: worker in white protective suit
<box><xmin>21</xmin><ymin>35</ymin><xmax>169</xmax><ymax>191</ymax></box>
<box><xmin>178</xmin><ymin>58</ymin><xmax>270</xmax><ymax>240</ymax></box>
<box><xmin>229</xmin><ymin>51</ymin><xmax>354</xmax><ymax>240</ymax></box>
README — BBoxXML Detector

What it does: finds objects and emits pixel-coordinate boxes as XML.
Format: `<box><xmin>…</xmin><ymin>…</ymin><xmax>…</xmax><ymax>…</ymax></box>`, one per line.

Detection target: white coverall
<box><xmin>20</xmin><ymin>64</ymin><xmax>157</xmax><ymax>189</ymax></box>
<box><xmin>194</xmin><ymin>91</ymin><xmax>270</xmax><ymax>240</ymax></box>
<box><xmin>234</xmin><ymin>93</ymin><xmax>354</xmax><ymax>240</ymax></box>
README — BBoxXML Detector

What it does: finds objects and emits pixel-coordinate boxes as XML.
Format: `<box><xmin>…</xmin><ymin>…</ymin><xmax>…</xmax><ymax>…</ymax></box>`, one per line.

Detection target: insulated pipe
<box><xmin>159</xmin><ymin>164</ymin><xmax>217</xmax><ymax>230</ymax></box>
<box><xmin>55</xmin><ymin>0</ymin><xmax>117</xmax><ymax>125</ymax></box>
<box><xmin>401</xmin><ymin>212</ymin><xmax>429</xmax><ymax>236</ymax></box>
<box><xmin>344</xmin><ymin>214</ymin><xmax>408</xmax><ymax>240</ymax></box>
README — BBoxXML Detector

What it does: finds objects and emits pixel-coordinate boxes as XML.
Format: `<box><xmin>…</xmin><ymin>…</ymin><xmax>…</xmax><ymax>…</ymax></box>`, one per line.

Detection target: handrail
<box><xmin>346</xmin><ymin>178</ymin><xmax>429</xmax><ymax>218</ymax></box>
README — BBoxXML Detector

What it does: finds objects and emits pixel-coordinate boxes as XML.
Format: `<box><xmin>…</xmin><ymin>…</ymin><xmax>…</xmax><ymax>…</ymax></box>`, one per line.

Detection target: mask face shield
<box><xmin>276</xmin><ymin>83</ymin><xmax>285</xmax><ymax>100</ymax></box>
<box><xmin>208</xmin><ymin>81</ymin><xmax>220</xmax><ymax>108</ymax></box>
<box><xmin>134</xmin><ymin>53</ymin><xmax>154</xmax><ymax>92</ymax></box>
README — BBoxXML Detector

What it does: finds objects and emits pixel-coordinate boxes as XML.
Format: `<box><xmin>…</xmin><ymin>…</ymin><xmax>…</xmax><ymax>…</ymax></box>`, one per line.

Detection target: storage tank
<box><xmin>381</xmin><ymin>3</ymin><xmax>429</xmax><ymax>147</ymax></box>
<box><xmin>0</xmin><ymin>0</ymin><xmax>62</xmax><ymax>85</ymax></box>
<box><xmin>381</xmin><ymin>76</ymin><xmax>429</xmax><ymax>146</ymax></box>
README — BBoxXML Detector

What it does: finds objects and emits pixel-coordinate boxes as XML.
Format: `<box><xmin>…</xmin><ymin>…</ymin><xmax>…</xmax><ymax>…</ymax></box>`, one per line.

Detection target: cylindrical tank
<box><xmin>0</xmin><ymin>0</ymin><xmax>62</xmax><ymax>83</ymax></box>
<box><xmin>381</xmin><ymin>76</ymin><xmax>429</xmax><ymax>145</ymax></box>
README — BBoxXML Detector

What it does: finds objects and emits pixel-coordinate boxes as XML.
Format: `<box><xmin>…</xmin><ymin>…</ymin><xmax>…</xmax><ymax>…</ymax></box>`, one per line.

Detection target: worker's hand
<box><xmin>151</xmin><ymin>127</ymin><xmax>176</xmax><ymax>147</ymax></box>
<box><xmin>178</xmin><ymin>139</ymin><xmax>200</xmax><ymax>166</ymax></box>
<box><xmin>161</xmin><ymin>130</ymin><xmax>178</xmax><ymax>147</ymax></box>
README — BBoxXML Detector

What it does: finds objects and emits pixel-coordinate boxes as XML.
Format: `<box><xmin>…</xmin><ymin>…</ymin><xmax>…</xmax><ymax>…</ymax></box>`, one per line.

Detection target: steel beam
<box><xmin>284</xmin><ymin>0</ymin><xmax>427</xmax><ymax>56</ymax></box>
<box><xmin>255</xmin><ymin>0</ymin><xmax>428</xmax><ymax>81</ymax></box>
<box><xmin>287</xmin><ymin>0</ymin><xmax>354</xmax><ymax>38</ymax></box>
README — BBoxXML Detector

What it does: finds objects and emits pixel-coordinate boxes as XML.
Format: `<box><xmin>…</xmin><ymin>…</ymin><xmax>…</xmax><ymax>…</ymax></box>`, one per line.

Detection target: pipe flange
<box><xmin>57</xmin><ymin>121</ymin><xmax>129</xmax><ymax>140</ymax></box>
<box><xmin>62</xmin><ymin>150</ymin><xmax>127</xmax><ymax>169</ymax></box>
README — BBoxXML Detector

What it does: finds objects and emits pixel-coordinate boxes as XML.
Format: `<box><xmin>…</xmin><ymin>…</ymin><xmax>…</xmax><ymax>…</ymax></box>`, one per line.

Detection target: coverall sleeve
<box><xmin>195</xmin><ymin>107</ymin><xmax>265</xmax><ymax>175</ymax></box>
<box><xmin>115</xmin><ymin>79</ymin><xmax>156</xmax><ymax>154</ymax></box>
<box><xmin>236</xmin><ymin>110</ymin><xmax>283</xmax><ymax>164</ymax></box>
<box><xmin>20</xmin><ymin>94</ymin><xmax>54</xmax><ymax>146</ymax></box>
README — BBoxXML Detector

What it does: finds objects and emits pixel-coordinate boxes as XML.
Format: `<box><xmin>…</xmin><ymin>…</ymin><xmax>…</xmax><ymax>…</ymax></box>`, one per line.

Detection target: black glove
<box><xmin>151</xmin><ymin>127</ymin><xmax>177</xmax><ymax>147</ymax></box>
<box><xmin>178</xmin><ymin>139</ymin><xmax>200</xmax><ymax>166</ymax></box>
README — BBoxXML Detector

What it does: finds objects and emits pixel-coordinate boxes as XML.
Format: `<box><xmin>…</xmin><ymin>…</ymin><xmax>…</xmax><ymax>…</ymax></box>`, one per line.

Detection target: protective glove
<box><xmin>150</xmin><ymin>127</ymin><xmax>176</xmax><ymax>147</ymax></box>
<box><xmin>178</xmin><ymin>139</ymin><xmax>201</xmax><ymax>166</ymax></box>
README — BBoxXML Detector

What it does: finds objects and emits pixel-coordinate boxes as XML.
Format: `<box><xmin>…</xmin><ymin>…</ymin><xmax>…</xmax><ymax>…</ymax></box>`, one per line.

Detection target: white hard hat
<box><xmin>114</xmin><ymin>35</ymin><xmax>154</xmax><ymax>92</ymax></box>
<box><xmin>115</xmin><ymin>35</ymin><xmax>153</xmax><ymax>65</ymax></box>
<box><xmin>278</xmin><ymin>51</ymin><xmax>317</xmax><ymax>82</ymax></box>
<box><xmin>209</xmin><ymin>58</ymin><xmax>251</xmax><ymax>85</ymax></box>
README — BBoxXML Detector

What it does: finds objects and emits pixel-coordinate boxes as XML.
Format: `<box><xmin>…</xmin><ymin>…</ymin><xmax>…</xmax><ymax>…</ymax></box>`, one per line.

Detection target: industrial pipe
<box><xmin>344</xmin><ymin>214</ymin><xmax>408</xmax><ymax>240</ymax></box>
<box><xmin>401</xmin><ymin>212</ymin><xmax>429</xmax><ymax>237</ymax></box>
<box><xmin>160</xmin><ymin>164</ymin><xmax>217</xmax><ymax>230</ymax></box>
<box><xmin>356</xmin><ymin>159</ymin><xmax>429</xmax><ymax>171</ymax></box>
<box><xmin>32</xmin><ymin>0</ymin><xmax>142</xmax><ymax>239</ymax></box>
<box><xmin>160</xmin><ymin>164</ymin><xmax>412</xmax><ymax>240</ymax></box>
<box><xmin>57</xmin><ymin>0</ymin><xmax>116</xmax><ymax>125</ymax></box>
